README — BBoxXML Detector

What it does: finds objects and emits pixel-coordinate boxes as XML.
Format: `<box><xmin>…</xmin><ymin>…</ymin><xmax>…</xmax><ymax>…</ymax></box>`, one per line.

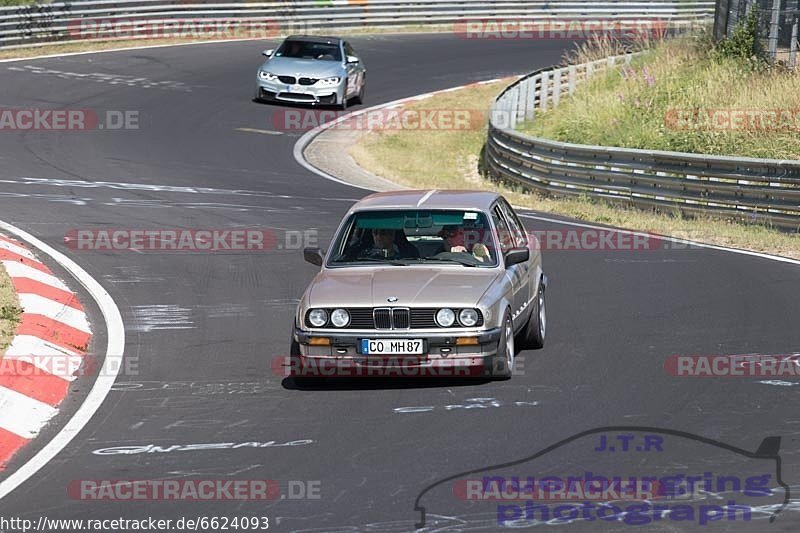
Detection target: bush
<box><xmin>715</xmin><ymin>8</ymin><xmax>767</xmax><ymax>67</ymax></box>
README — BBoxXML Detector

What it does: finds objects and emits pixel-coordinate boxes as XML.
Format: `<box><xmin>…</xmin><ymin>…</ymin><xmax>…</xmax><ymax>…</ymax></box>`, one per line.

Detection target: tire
<box><xmin>490</xmin><ymin>310</ymin><xmax>515</xmax><ymax>380</ymax></box>
<box><xmin>353</xmin><ymin>79</ymin><xmax>365</xmax><ymax>105</ymax></box>
<box><xmin>339</xmin><ymin>82</ymin><xmax>349</xmax><ymax>110</ymax></box>
<box><xmin>519</xmin><ymin>280</ymin><xmax>546</xmax><ymax>349</ymax></box>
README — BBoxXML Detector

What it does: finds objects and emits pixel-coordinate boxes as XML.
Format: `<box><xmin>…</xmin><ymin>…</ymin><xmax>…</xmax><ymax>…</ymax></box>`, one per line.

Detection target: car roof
<box><xmin>284</xmin><ymin>35</ymin><xmax>343</xmax><ymax>44</ymax></box>
<box><xmin>349</xmin><ymin>190</ymin><xmax>503</xmax><ymax>212</ymax></box>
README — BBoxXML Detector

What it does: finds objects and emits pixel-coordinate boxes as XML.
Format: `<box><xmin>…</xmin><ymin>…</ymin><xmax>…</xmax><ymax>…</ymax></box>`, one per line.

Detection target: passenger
<box><xmin>437</xmin><ymin>225</ymin><xmax>491</xmax><ymax>262</ymax></box>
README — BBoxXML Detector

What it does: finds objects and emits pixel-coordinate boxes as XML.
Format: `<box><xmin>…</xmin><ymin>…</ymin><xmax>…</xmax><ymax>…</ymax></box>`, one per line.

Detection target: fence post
<box><xmin>768</xmin><ymin>0</ymin><xmax>781</xmax><ymax>60</ymax></box>
<box><xmin>791</xmin><ymin>18</ymin><xmax>799</xmax><ymax>69</ymax></box>
<box><xmin>539</xmin><ymin>71</ymin><xmax>549</xmax><ymax>112</ymax></box>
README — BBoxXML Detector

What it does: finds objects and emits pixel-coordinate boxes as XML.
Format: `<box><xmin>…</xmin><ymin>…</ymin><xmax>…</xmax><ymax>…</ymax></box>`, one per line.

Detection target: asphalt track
<box><xmin>0</xmin><ymin>33</ymin><xmax>799</xmax><ymax>532</ymax></box>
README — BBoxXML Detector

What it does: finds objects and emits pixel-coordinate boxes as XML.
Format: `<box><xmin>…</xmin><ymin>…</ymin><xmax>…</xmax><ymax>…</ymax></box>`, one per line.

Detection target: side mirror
<box><xmin>304</xmin><ymin>247</ymin><xmax>324</xmax><ymax>267</ymax></box>
<box><xmin>346</xmin><ymin>55</ymin><xmax>359</xmax><ymax>64</ymax></box>
<box><xmin>504</xmin><ymin>248</ymin><xmax>529</xmax><ymax>267</ymax></box>
<box><xmin>262</xmin><ymin>49</ymin><xmax>273</xmax><ymax>57</ymax></box>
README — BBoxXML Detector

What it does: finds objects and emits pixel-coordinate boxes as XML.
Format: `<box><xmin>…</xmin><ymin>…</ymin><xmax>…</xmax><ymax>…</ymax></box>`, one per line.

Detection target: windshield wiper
<box><xmin>406</xmin><ymin>257</ymin><xmax>478</xmax><ymax>267</ymax></box>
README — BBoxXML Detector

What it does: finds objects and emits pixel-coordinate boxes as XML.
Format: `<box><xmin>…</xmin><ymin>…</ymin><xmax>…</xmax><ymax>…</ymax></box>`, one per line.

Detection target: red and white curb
<box><xmin>0</xmin><ymin>233</ymin><xmax>92</xmax><ymax>471</ymax></box>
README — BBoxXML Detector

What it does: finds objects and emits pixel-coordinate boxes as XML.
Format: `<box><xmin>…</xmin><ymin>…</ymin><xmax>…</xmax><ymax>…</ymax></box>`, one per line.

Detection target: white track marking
<box><xmin>1</xmin><ymin>260</ymin><xmax>68</xmax><ymax>290</ymax></box>
<box><xmin>0</xmin><ymin>219</ymin><xmax>125</xmax><ymax>501</ymax></box>
<box><xmin>0</xmin><ymin>237</ymin><xmax>36</xmax><ymax>259</ymax></box>
<box><xmin>3</xmin><ymin>335</ymin><xmax>82</xmax><ymax>381</ymax></box>
<box><xmin>17</xmin><ymin>293</ymin><xmax>91</xmax><ymax>333</ymax></box>
<box><xmin>0</xmin><ymin>387</ymin><xmax>59</xmax><ymax>439</ymax></box>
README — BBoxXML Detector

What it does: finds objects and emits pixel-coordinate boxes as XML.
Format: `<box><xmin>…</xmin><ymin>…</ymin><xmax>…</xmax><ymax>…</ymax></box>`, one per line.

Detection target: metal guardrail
<box><xmin>487</xmin><ymin>52</ymin><xmax>800</xmax><ymax>229</ymax></box>
<box><xmin>0</xmin><ymin>0</ymin><xmax>714</xmax><ymax>49</ymax></box>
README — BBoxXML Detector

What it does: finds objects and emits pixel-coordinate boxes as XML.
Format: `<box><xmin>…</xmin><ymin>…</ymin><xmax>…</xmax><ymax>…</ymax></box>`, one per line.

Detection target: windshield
<box><xmin>275</xmin><ymin>39</ymin><xmax>342</xmax><ymax>61</ymax></box>
<box><xmin>327</xmin><ymin>209</ymin><xmax>498</xmax><ymax>267</ymax></box>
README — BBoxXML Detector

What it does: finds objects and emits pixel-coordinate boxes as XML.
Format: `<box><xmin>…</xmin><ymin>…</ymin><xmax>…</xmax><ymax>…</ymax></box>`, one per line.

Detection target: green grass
<box><xmin>518</xmin><ymin>35</ymin><xmax>800</xmax><ymax>159</ymax></box>
<box><xmin>0</xmin><ymin>262</ymin><xmax>22</xmax><ymax>353</ymax></box>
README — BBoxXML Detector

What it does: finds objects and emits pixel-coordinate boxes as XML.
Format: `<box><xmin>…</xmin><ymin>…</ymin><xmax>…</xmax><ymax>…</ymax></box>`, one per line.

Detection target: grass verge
<box><xmin>517</xmin><ymin>34</ymin><xmax>800</xmax><ymax>159</ymax></box>
<box><xmin>0</xmin><ymin>260</ymin><xmax>22</xmax><ymax>353</ymax></box>
<box><xmin>348</xmin><ymin>79</ymin><xmax>800</xmax><ymax>260</ymax></box>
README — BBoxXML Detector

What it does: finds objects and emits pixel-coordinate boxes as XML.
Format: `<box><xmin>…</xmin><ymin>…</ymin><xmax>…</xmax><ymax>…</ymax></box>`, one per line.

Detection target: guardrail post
<box><xmin>552</xmin><ymin>69</ymin><xmax>562</xmax><ymax>108</ymax></box>
<box><xmin>540</xmin><ymin>71</ymin><xmax>549</xmax><ymax>112</ymax></box>
<box><xmin>509</xmin><ymin>87</ymin><xmax>519</xmax><ymax>129</ymax></box>
<box><xmin>517</xmin><ymin>78</ymin><xmax>530</xmax><ymax>122</ymax></box>
<box><xmin>568</xmin><ymin>65</ymin><xmax>577</xmax><ymax>94</ymax></box>
<box><xmin>790</xmin><ymin>18</ymin><xmax>799</xmax><ymax>69</ymax></box>
<box><xmin>525</xmin><ymin>75</ymin><xmax>538</xmax><ymax>120</ymax></box>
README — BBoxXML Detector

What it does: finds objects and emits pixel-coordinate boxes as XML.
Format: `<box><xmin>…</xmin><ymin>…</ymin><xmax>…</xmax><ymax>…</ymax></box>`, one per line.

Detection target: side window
<box><xmin>498</xmin><ymin>199</ymin><xmax>527</xmax><ymax>248</ymax></box>
<box><xmin>344</xmin><ymin>42</ymin><xmax>356</xmax><ymax>58</ymax></box>
<box><xmin>491</xmin><ymin>206</ymin><xmax>513</xmax><ymax>255</ymax></box>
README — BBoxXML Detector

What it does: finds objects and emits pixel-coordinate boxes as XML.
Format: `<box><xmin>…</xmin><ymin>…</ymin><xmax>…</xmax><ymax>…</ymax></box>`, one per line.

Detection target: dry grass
<box><xmin>349</xmin><ymin>79</ymin><xmax>800</xmax><ymax>260</ymax></box>
<box><xmin>0</xmin><ymin>259</ymin><xmax>22</xmax><ymax>354</ymax></box>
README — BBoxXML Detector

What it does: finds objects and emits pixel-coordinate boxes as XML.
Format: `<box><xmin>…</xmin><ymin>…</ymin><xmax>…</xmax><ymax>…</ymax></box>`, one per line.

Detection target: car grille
<box><xmin>299</xmin><ymin>77</ymin><xmax>318</xmax><ymax>86</ymax></box>
<box><xmin>278</xmin><ymin>75</ymin><xmax>296</xmax><ymax>84</ymax></box>
<box><xmin>305</xmin><ymin>308</ymin><xmax>483</xmax><ymax>329</ymax></box>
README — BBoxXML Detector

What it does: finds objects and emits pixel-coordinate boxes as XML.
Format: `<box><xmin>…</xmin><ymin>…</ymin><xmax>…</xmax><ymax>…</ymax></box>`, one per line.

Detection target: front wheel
<box><xmin>519</xmin><ymin>281</ymin><xmax>546</xmax><ymax>349</ymax></box>
<box><xmin>489</xmin><ymin>310</ymin><xmax>515</xmax><ymax>380</ymax></box>
<box><xmin>353</xmin><ymin>79</ymin><xmax>365</xmax><ymax>105</ymax></box>
<box><xmin>339</xmin><ymin>83</ymin><xmax>349</xmax><ymax>110</ymax></box>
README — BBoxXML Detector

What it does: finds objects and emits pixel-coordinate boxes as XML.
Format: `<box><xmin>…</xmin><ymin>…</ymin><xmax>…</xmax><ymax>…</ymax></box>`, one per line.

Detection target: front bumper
<box><xmin>256</xmin><ymin>77</ymin><xmax>344</xmax><ymax>105</ymax></box>
<box><xmin>290</xmin><ymin>327</ymin><xmax>502</xmax><ymax>377</ymax></box>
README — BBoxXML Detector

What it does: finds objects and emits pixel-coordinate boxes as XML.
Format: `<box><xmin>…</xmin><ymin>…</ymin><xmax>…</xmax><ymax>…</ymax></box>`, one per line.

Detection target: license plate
<box><xmin>361</xmin><ymin>339</ymin><xmax>424</xmax><ymax>355</ymax></box>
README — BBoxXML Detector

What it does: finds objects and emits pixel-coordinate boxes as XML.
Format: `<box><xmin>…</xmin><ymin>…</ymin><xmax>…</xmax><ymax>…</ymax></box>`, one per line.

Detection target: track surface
<box><xmin>0</xmin><ymin>34</ymin><xmax>799</xmax><ymax>531</ymax></box>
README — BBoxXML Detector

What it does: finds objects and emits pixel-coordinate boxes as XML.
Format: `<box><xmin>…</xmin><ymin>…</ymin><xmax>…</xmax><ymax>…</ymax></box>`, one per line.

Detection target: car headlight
<box><xmin>435</xmin><ymin>308</ymin><xmax>456</xmax><ymax>327</ymax></box>
<box><xmin>330</xmin><ymin>308</ymin><xmax>350</xmax><ymax>328</ymax></box>
<box><xmin>308</xmin><ymin>309</ymin><xmax>328</xmax><ymax>327</ymax></box>
<box><xmin>459</xmin><ymin>309</ymin><xmax>479</xmax><ymax>327</ymax></box>
<box><xmin>317</xmin><ymin>76</ymin><xmax>341</xmax><ymax>87</ymax></box>
<box><xmin>259</xmin><ymin>71</ymin><xmax>278</xmax><ymax>81</ymax></box>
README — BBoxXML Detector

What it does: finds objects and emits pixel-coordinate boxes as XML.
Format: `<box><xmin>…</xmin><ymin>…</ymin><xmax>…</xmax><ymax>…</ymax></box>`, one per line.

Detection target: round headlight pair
<box><xmin>308</xmin><ymin>308</ymin><xmax>349</xmax><ymax>328</ymax></box>
<box><xmin>435</xmin><ymin>308</ymin><xmax>479</xmax><ymax>327</ymax></box>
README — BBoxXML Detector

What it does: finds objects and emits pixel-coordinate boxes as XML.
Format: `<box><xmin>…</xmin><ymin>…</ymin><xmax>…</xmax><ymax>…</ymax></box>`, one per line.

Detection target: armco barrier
<box><xmin>487</xmin><ymin>52</ymin><xmax>800</xmax><ymax>229</ymax></box>
<box><xmin>0</xmin><ymin>1</ymin><xmax>713</xmax><ymax>49</ymax></box>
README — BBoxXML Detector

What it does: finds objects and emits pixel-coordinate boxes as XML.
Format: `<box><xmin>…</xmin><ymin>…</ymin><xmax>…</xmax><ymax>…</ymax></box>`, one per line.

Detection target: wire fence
<box><xmin>714</xmin><ymin>0</ymin><xmax>800</xmax><ymax>66</ymax></box>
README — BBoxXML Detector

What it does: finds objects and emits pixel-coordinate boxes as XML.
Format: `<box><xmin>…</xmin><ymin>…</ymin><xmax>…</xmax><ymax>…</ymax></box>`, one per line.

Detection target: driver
<box><xmin>363</xmin><ymin>228</ymin><xmax>400</xmax><ymax>259</ymax></box>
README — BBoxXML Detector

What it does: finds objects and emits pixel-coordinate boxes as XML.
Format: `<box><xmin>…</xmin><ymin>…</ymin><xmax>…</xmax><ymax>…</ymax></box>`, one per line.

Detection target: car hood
<box><xmin>307</xmin><ymin>267</ymin><xmax>502</xmax><ymax>308</ymax></box>
<box><xmin>260</xmin><ymin>57</ymin><xmax>343</xmax><ymax>78</ymax></box>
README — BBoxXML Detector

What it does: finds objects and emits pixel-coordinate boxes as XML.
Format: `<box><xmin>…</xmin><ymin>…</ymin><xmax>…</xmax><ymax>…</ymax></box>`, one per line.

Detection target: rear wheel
<box><xmin>490</xmin><ymin>310</ymin><xmax>515</xmax><ymax>380</ymax></box>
